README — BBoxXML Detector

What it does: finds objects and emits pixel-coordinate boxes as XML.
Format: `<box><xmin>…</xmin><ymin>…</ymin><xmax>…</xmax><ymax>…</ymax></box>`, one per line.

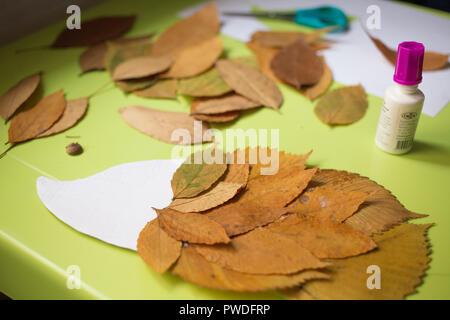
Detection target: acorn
<box><xmin>66</xmin><ymin>142</ymin><xmax>83</xmax><ymax>156</ymax></box>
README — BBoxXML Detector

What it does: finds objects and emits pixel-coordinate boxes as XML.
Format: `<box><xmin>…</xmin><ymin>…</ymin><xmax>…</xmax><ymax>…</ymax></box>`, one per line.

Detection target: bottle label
<box><xmin>376</xmin><ymin>100</ymin><xmax>421</xmax><ymax>152</ymax></box>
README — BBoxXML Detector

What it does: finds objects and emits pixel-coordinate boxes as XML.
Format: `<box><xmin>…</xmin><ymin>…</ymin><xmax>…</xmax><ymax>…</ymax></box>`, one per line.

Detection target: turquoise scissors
<box><xmin>223</xmin><ymin>6</ymin><xmax>348</xmax><ymax>32</ymax></box>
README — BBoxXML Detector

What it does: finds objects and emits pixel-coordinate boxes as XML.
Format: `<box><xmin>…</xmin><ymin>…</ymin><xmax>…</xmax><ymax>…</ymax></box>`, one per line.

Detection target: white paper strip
<box><xmin>37</xmin><ymin>159</ymin><xmax>184</xmax><ymax>251</ymax></box>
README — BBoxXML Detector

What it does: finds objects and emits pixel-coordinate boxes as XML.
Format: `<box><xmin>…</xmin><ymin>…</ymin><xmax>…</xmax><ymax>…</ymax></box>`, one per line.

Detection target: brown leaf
<box><xmin>52</xmin><ymin>16</ymin><xmax>136</xmax><ymax>47</ymax></box>
<box><xmin>79</xmin><ymin>34</ymin><xmax>153</xmax><ymax>73</ymax></box>
<box><xmin>104</xmin><ymin>40</ymin><xmax>156</xmax><ymax>92</ymax></box>
<box><xmin>171</xmin><ymin>246</ymin><xmax>329</xmax><ymax>292</ymax></box>
<box><xmin>216</xmin><ymin>59</ymin><xmax>283</xmax><ymax>110</ymax></box>
<box><xmin>266</xmin><ymin>214</ymin><xmax>377</xmax><ymax>259</ymax></box>
<box><xmin>112</xmin><ymin>56</ymin><xmax>173</xmax><ymax>80</ymax></box>
<box><xmin>160</xmin><ymin>37</ymin><xmax>222</xmax><ymax>79</ymax></box>
<box><xmin>137</xmin><ymin>219</ymin><xmax>182</xmax><ymax>274</ymax></box>
<box><xmin>423</xmin><ymin>51</ymin><xmax>449</xmax><ymax>71</ymax></box>
<box><xmin>152</xmin><ymin>3</ymin><xmax>219</xmax><ymax>58</ymax></box>
<box><xmin>310</xmin><ymin>169</ymin><xmax>427</xmax><ymax>235</ymax></box>
<box><xmin>288</xmin><ymin>184</ymin><xmax>369</xmax><ymax>222</ymax></box>
<box><xmin>206</xmin><ymin>201</ymin><xmax>289</xmax><ymax>236</ymax></box>
<box><xmin>133</xmin><ymin>79</ymin><xmax>178</xmax><ymax>99</ymax></box>
<box><xmin>0</xmin><ymin>73</ymin><xmax>40</xmax><ymax>122</ymax></box>
<box><xmin>119</xmin><ymin>106</ymin><xmax>212</xmax><ymax>145</ymax></box>
<box><xmin>8</xmin><ymin>89</ymin><xmax>66</xmax><ymax>143</ymax></box>
<box><xmin>314</xmin><ymin>84</ymin><xmax>368</xmax><ymax>125</ymax></box>
<box><xmin>367</xmin><ymin>33</ymin><xmax>448</xmax><ymax>71</ymax></box>
<box><xmin>251</xmin><ymin>31</ymin><xmax>306</xmax><ymax>48</ymax></box>
<box><xmin>195</xmin><ymin>227</ymin><xmax>328</xmax><ymax>275</ymax></box>
<box><xmin>178</xmin><ymin>67</ymin><xmax>232</xmax><ymax>97</ymax></box>
<box><xmin>192</xmin><ymin>111</ymin><xmax>241</xmax><ymax>123</ymax></box>
<box><xmin>38</xmin><ymin>97</ymin><xmax>89</xmax><ymax>137</ymax></box>
<box><xmin>283</xmin><ymin>223</ymin><xmax>432</xmax><ymax>300</ymax></box>
<box><xmin>191</xmin><ymin>93</ymin><xmax>260</xmax><ymax>115</ymax></box>
<box><xmin>271</xmin><ymin>39</ymin><xmax>323</xmax><ymax>88</ymax></box>
<box><xmin>156</xmin><ymin>208</ymin><xmax>230</xmax><ymax>244</ymax></box>
<box><xmin>171</xmin><ymin>154</ymin><xmax>227</xmax><ymax>198</ymax></box>
<box><xmin>298</xmin><ymin>56</ymin><xmax>333</xmax><ymax>100</ymax></box>
<box><xmin>169</xmin><ymin>164</ymin><xmax>249</xmax><ymax>212</ymax></box>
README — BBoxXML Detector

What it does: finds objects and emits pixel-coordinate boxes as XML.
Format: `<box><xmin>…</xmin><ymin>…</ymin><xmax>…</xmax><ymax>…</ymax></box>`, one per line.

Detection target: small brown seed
<box><xmin>66</xmin><ymin>142</ymin><xmax>83</xmax><ymax>156</ymax></box>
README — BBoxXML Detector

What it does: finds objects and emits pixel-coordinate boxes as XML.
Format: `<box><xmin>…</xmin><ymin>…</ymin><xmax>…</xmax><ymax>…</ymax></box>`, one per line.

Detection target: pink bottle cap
<box><xmin>393</xmin><ymin>41</ymin><xmax>424</xmax><ymax>86</ymax></box>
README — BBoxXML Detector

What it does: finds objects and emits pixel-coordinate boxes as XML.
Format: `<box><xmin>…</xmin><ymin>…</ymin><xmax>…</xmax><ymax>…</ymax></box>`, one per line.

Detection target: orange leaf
<box><xmin>38</xmin><ymin>97</ymin><xmax>89</xmax><ymax>138</ymax></box>
<box><xmin>112</xmin><ymin>56</ymin><xmax>173</xmax><ymax>80</ymax></box>
<box><xmin>288</xmin><ymin>184</ymin><xmax>369</xmax><ymax>222</ymax></box>
<box><xmin>0</xmin><ymin>73</ymin><xmax>40</xmax><ymax>122</ymax></box>
<box><xmin>152</xmin><ymin>3</ymin><xmax>219</xmax><ymax>58</ymax></box>
<box><xmin>195</xmin><ymin>227</ymin><xmax>328</xmax><ymax>274</ymax></box>
<box><xmin>137</xmin><ymin>219</ymin><xmax>182</xmax><ymax>274</ymax></box>
<box><xmin>8</xmin><ymin>89</ymin><xmax>66</xmax><ymax>143</ymax></box>
<box><xmin>133</xmin><ymin>79</ymin><xmax>178</xmax><ymax>99</ymax></box>
<box><xmin>310</xmin><ymin>169</ymin><xmax>427</xmax><ymax>235</ymax></box>
<box><xmin>160</xmin><ymin>37</ymin><xmax>222</xmax><ymax>79</ymax></box>
<box><xmin>283</xmin><ymin>223</ymin><xmax>432</xmax><ymax>299</ymax></box>
<box><xmin>156</xmin><ymin>208</ymin><xmax>230</xmax><ymax>244</ymax></box>
<box><xmin>171</xmin><ymin>246</ymin><xmax>329</xmax><ymax>292</ymax></box>
<box><xmin>266</xmin><ymin>214</ymin><xmax>377</xmax><ymax>259</ymax></box>
<box><xmin>191</xmin><ymin>93</ymin><xmax>260</xmax><ymax>115</ymax></box>
<box><xmin>298</xmin><ymin>56</ymin><xmax>333</xmax><ymax>100</ymax></box>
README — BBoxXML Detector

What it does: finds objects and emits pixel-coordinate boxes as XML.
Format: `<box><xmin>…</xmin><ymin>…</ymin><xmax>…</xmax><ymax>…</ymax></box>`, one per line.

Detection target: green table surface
<box><xmin>0</xmin><ymin>0</ymin><xmax>449</xmax><ymax>300</ymax></box>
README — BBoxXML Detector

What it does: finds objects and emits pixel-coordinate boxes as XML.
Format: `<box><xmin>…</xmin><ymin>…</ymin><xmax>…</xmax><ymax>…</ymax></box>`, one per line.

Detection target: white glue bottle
<box><xmin>375</xmin><ymin>41</ymin><xmax>425</xmax><ymax>154</ymax></box>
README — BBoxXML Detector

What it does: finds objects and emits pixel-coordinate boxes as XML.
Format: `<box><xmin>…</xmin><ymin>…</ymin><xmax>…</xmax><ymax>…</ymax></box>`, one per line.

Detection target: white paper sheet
<box><xmin>37</xmin><ymin>159</ymin><xmax>184</xmax><ymax>251</ymax></box>
<box><xmin>180</xmin><ymin>0</ymin><xmax>450</xmax><ymax>116</ymax></box>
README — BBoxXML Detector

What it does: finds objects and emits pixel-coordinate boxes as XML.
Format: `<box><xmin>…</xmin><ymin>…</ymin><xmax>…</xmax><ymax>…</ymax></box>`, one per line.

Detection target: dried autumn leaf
<box><xmin>191</xmin><ymin>110</ymin><xmax>241</xmax><ymax>123</ymax></box>
<box><xmin>38</xmin><ymin>97</ymin><xmax>89</xmax><ymax>137</ymax></box>
<box><xmin>246</xmin><ymin>41</ymin><xmax>280</xmax><ymax>81</ymax></box>
<box><xmin>79</xmin><ymin>34</ymin><xmax>153</xmax><ymax>73</ymax></box>
<box><xmin>119</xmin><ymin>106</ymin><xmax>212</xmax><ymax>145</ymax></box>
<box><xmin>137</xmin><ymin>219</ymin><xmax>182</xmax><ymax>274</ymax></box>
<box><xmin>367</xmin><ymin>33</ymin><xmax>448</xmax><ymax>71</ymax></box>
<box><xmin>112</xmin><ymin>56</ymin><xmax>173</xmax><ymax>80</ymax></box>
<box><xmin>266</xmin><ymin>214</ymin><xmax>377</xmax><ymax>259</ymax></box>
<box><xmin>298</xmin><ymin>56</ymin><xmax>333</xmax><ymax>100</ymax></box>
<box><xmin>314</xmin><ymin>84</ymin><xmax>368</xmax><ymax>125</ymax></box>
<box><xmin>169</xmin><ymin>183</ymin><xmax>242</xmax><ymax>213</ymax></box>
<box><xmin>178</xmin><ymin>67</ymin><xmax>232</xmax><ymax>97</ymax></box>
<box><xmin>160</xmin><ymin>37</ymin><xmax>222</xmax><ymax>79</ymax></box>
<box><xmin>0</xmin><ymin>73</ymin><xmax>40</xmax><ymax>122</ymax></box>
<box><xmin>271</xmin><ymin>39</ymin><xmax>323</xmax><ymax>88</ymax></box>
<box><xmin>52</xmin><ymin>16</ymin><xmax>136</xmax><ymax>47</ymax></box>
<box><xmin>206</xmin><ymin>201</ymin><xmax>289</xmax><ymax>236</ymax></box>
<box><xmin>156</xmin><ymin>208</ymin><xmax>230</xmax><ymax>244</ymax></box>
<box><xmin>239</xmin><ymin>167</ymin><xmax>318</xmax><ymax>207</ymax></box>
<box><xmin>8</xmin><ymin>89</ymin><xmax>66</xmax><ymax>143</ymax></box>
<box><xmin>195</xmin><ymin>227</ymin><xmax>328</xmax><ymax>275</ymax></box>
<box><xmin>216</xmin><ymin>59</ymin><xmax>283</xmax><ymax>110</ymax></box>
<box><xmin>310</xmin><ymin>169</ymin><xmax>426</xmax><ymax>235</ymax></box>
<box><xmin>191</xmin><ymin>93</ymin><xmax>260</xmax><ymax>115</ymax></box>
<box><xmin>251</xmin><ymin>27</ymin><xmax>335</xmax><ymax>48</ymax></box>
<box><xmin>104</xmin><ymin>40</ymin><xmax>155</xmax><ymax>92</ymax></box>
<box><xmin>283</xmin><ymin>223</ymin><xmax>432</xmax><ymax>300</ymax></box>
<box><xmin>169</xmin><ymin>164</ymin><xmax>249</xmax><ymax>213</ymax></box>
<box><xmin>288</xmin><ymin>184</ymin><xmax>369</xmax><ymax>222</ymax></box>
<box><xmin>171</xmin><ymin>246</ymin><xmax>329</xmax><ymax>292</ymax></box>
<box><xmin>133</xmin><ymin>79</ymin><xmax>178</xmax><ymax>99</ymax></box>
<box><xmin>171</xmin><ymin>155</ymin><xmax>227</xmax><ymax>198</ymax></box>
<box><xmin>152</xmin><ymin>3</ymin><xmax>219</xmax><ymax>58</ymax></box>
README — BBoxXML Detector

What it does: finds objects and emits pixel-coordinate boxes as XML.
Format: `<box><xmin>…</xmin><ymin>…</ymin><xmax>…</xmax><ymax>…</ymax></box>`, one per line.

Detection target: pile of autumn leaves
<box><xmin>137</xmin><ymin>148</ymin><xmax>431</xmax><ymax>299</ymax></box>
